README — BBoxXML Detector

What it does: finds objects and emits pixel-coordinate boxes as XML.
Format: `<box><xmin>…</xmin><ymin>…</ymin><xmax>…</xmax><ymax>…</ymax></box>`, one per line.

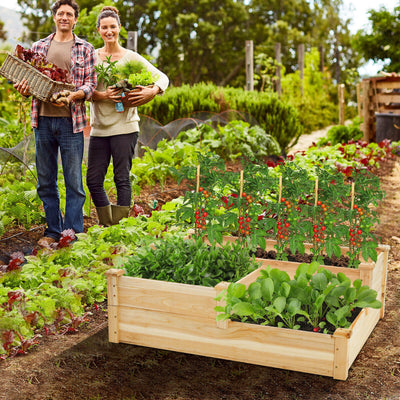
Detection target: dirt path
<box><xmin>289</xmin><ymin>125</ymin><xmax>334</xmax><ymax>154</ymax></box>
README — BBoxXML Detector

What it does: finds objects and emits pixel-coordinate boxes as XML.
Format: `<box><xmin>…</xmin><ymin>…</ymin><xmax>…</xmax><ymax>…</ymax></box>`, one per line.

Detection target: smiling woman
<box><xmin>86</xmin><ymin>5</ymin><xmax>169</xmax><ymax>227</ymax></box>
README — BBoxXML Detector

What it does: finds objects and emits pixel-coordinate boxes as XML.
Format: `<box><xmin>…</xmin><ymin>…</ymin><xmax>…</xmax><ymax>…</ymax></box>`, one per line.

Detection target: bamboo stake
<box><xmin>350</xmin><ymin>182</ymin><xmax>355</xmax><ymax>211</ymax></box>
<box><xmin>278</xmin><ymin>175</ymin><xmax>282</xmax><ymax>203</ymax></box>
<box><xmin>314</xmin><ymin>178</ymin><xmax>319</xmax><ymax>206</ymax></box>
<box><xmin>196</xmin><ymin>165</ymin><xmax>200</xmax><ymax>192</ymax></box>
<box><xmin>239</xmin><ymin>170</ymin><xmax>244</xmax><ymax>197</ymax></box>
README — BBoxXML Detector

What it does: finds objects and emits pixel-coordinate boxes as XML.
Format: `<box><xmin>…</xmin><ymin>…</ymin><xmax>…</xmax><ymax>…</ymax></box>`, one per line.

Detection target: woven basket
<box><xmin>0</xmin><ymin>53</ymin><xmax>75</xmax><ymax>102</ymax></box>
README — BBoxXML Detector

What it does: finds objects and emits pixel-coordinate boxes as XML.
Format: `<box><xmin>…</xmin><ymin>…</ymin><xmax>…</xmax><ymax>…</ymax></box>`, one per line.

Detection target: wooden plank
<box><xmin>245</xmin><ymin>40</ymin><xmax>254</xmax><ymax>91</ymax></box>
<box><xmin>375</xmin><ymin>81</ymin><xmax>400</xmax><ymax>89</ymax></box>
<box><xmin>117</xmin><ymin>276</ymin><xmax>217</xmax><ymax>319</ymax></box>
<box><xmin>372</xmin><ymin>93</ymin><xmax>400</xmax><ymax>104</ymax></box>
<box><xmin>105</xmin><ymin>268</ymin><xmax>125</xmax><ymax>343</ymax></box>
<box><xmin>116</xmin><ymin>306</ymin><xmax>336</xmax><ymax>377</ymax></box>
<box><xmin>347</xmin><ymin>307</ymin><xmax>380</xmax><ymax>367</ymax></box>
<box><xmin>362</xmin><ymin>80</ymin><xmax>372</xmax><ymax>142</ymax></box>
<box><xmin>333</xmin><ymin>328</ymin><xmax>351</xmax><ymax>380</ymax></box>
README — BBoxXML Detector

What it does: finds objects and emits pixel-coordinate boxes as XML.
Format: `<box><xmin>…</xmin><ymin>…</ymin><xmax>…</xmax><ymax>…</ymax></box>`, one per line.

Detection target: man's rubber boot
<box><xmin>96</xmin><ymin>205</ymin><xmax>113</xmax><ymax>227</ymax></box>
<box><xmin>111</xmin><ymin>205</ymin><xmax>130</xmax><ymax>225</ymax></box>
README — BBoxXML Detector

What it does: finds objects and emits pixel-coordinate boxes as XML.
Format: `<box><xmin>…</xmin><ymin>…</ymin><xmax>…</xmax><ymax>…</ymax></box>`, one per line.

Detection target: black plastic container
<box><xmin>375</xmin><ymin>112</ymin><xmax>400</xmax><ymax>141</ymax></box>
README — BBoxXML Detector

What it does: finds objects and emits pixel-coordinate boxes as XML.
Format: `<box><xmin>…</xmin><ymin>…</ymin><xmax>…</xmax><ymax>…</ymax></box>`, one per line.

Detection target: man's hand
<box><xmin>124</xmin><ymin>85</ymin><xmax>161</xmax><ymax>108</ymax></box>
<box><xmin>13</xmin><ymin>78</ymin><xmax>31</xmax><ymax>97</ymax></box>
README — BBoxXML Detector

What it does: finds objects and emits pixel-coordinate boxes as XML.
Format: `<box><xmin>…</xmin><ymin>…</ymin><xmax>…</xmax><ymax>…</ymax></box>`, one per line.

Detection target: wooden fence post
<box><xmin>338</xmin><ymin>84</ymin><xmax>345</xmax><ymax>125</ymax></box>
<box><xmin>275</xmin><ymin>42</ymin><xmax>281</xmax><ymax>96</ymax></box>
<box><xmin>319</xmin><ymin>45</ymin><xmax>324</xmax><ymax>72</ymax></box>
<box><xmin>245</xmin><ymin>40</ymin><xmax>254</xmax><ymax>91</ymax></box>
<box><xmin>127</xmin><ymin>31</ymin><xmax>138</xmax><ymax>52</ymax></box>
<box><xmin>362</xmin><ymin>79</ymin><xmax>371</xmax><ymax>142</ymax></box>
<box><xmin>356</xmin><ymin>83</ymin><xmax>362</xmax><ymax>118</ymax></box>
<box><xmin>298</xmin><ymin>44</ymin><xmax>304</xmax><ymax>96</ymax></box>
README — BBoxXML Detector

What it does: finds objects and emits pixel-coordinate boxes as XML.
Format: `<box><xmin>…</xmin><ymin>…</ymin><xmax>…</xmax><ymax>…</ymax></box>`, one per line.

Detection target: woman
<box><xmin>87</xmin><ymin>6</ymin><xmax>169</xmax><ymax>226</ymax></box>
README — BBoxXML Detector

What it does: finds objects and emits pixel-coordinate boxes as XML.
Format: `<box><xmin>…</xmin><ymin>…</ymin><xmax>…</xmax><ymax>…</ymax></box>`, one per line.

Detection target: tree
<box><xmin>0</xmin><ymin>20</ymin><xmax>7</xmax><ymax>41</ymax></box>
<box><xmin>17</xmin><ymin>0</ymin><xmax>54</xmax><ymax>42</ymax></box>
<box><xmin>74</xmin><ymin>0</ymin><xmax>127</xmax><ymax>48</ymax></box>
<box><xmin>250</xmin><ymin>0</ymin><xmax>360</xmax><ymax>83</ymax></box>
<box><xmin>353</xmin><ymin>6</ymin><xmax>400</xmax><ymax>73</ymax></box>
<box><xmin>146</xmin><ymin>0</ymin><xmax>249</xmax><ymax>86</ymax></box>
<box><xmin>16</xmin><ymin>0</ymin><xmax>361</xmax><ymax>87</ymax></box>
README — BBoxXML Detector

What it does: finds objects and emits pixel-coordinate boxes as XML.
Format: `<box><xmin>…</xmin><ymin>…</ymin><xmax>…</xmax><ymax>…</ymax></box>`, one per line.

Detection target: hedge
<box><xmin>139</xmin><ymin>83</ymin><xmax>303</xmax><ymax>153</ymax></box>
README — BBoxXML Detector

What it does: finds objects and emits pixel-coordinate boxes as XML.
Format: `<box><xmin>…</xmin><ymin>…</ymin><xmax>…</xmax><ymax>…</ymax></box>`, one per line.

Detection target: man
<box><xmin>14</xmin><ymin>0</ymin><xmax>96</xmax><ymax>247</ymax></box>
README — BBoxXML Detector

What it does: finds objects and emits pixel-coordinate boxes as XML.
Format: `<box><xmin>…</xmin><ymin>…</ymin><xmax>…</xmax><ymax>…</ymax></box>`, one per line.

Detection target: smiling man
<box><xmin>14</xmin><ymin>0</ymin><xmax>97</xmax><ymax>248</ymax></box>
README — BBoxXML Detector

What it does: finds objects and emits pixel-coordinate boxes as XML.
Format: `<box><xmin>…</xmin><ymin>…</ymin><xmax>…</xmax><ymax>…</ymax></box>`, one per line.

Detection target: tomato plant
<box><xmin>175</xmin><ymin>155</ymin><xmax>384</xmax><ymax>267</ymax></box>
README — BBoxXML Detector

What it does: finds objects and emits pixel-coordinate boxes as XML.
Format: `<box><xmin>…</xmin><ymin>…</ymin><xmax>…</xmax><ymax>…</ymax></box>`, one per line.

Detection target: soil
<box><xmin>1</xmin><ymin>160</ymin><xmax>400</xmax><ymax>400</ymax></box>
<box><xmin>252</xmin><ymin>248</ymin><xmax>351</xmax><ymax>268</ymax></box>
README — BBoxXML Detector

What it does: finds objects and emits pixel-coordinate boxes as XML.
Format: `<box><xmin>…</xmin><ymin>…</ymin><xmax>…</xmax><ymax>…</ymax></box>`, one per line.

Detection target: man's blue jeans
<box><xmin>34</xmin><ymin>116</ymin><xmax>85</xmax><ymax>240</ymax></box>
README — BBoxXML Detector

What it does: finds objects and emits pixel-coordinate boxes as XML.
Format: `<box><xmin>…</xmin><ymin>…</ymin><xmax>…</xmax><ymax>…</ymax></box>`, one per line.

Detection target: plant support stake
<box><xmin>351</xmin><ymin>182</ymin><xmax>355</xmax><ymax>210</ymax></box>
<box><xmin>196</xmin><ymin>165</ymin><xmax>200</xmax><ymax>192</ymax></box>
<box><xmin>239</xmin><ymin>170</ymin><xmax>244</xmax><ymax>198</ymax></box>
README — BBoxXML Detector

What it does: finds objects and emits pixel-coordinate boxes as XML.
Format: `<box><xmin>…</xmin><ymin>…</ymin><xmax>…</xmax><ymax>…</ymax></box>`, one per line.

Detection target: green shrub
<box><xmin>281</xmin><ymin>48</ymin><xmax>338</xmax><ymax>135</ymax></box>
<box><xmin>177</xmin><ymin>120</ymin><xmax>281</xmax><ymax>160</ymax></box>
<box><xmin>139</xmin><ymin>82</ymin><xmax>302</xmax><ymax>153</ymax></box>
<box><xmin>316</xmin><ymin>119</ymin><xmax>363</xmax><ymax>147</ymax></box>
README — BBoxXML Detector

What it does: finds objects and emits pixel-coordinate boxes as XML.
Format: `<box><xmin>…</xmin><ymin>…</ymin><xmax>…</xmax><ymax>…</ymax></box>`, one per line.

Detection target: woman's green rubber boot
<box><xmin>111</xmin><ymin>205</ymin><xmax>130</xmax><ymax>225</ymax></box>
<box><xmin>96</xmin><ymin>205</ymin><xmax>113</xmax><ymax>227</ymax></box>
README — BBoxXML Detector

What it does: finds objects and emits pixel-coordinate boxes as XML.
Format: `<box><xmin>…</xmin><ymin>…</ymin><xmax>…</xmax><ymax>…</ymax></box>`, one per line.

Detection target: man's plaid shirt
<box><xmin>30</xmin><ymin>33</ymin><xmax>97</xmax><ymax>133</ymax></box>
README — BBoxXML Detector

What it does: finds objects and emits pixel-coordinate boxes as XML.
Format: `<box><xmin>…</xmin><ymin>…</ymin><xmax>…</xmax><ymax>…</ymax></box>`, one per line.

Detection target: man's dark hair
<box><xmin>51</xmin><ymin>0</ymin><xmax>79</xmax><ymax>18</ymax></box>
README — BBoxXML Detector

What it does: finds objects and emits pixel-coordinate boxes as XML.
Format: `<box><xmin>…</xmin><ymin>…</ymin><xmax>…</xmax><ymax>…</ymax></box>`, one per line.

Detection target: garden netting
<box><xmin>0</xmin><ymin>134</ymin><xmax>36</xmax><ymax>178</ymax></box>
<box><xmin>137</xmin><ymin>110</ymin><xmax>260</xmax><ymax>151</ymax></box>
<box><xmin>0</xmin><ymin>110</ymin><xmax>261</xmax><ymax>172</ymax></box>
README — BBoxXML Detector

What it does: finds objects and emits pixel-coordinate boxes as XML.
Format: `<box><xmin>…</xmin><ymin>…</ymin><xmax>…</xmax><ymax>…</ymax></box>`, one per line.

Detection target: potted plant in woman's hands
<box><xmin>95</xmin><ymin>58</ymin><xmax>157</xmax><ymax>112</ymax></box>
<box><xmin>112</xmin><ymin>61</ymin><xmax>158</xmax><ymax>112</ymax></box>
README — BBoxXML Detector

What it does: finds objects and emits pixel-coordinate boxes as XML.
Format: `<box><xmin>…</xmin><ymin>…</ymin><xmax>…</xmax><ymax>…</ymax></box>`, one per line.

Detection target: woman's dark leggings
<box><xmin>86</xmin><ymin>132</ymin><xmax>138</xmax><ymax>207</ymax></box>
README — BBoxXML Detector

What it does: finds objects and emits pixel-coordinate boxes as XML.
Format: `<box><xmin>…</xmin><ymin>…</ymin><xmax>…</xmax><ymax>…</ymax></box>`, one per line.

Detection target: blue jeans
<box><xmin>34</xmin><ymin>116</ymin><xmax>85</xmax><ymax>240</ymax></box>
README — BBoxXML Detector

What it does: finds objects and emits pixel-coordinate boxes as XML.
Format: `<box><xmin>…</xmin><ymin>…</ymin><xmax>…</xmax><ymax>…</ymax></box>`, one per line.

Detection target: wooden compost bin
<box><xmin>105</xmin><ymin>243</ymin><xmax>389</xmax><ymax>380</ymax></box>
<box><xmin>360</xmin><ymin>75</ymin><xmax>400</xmax><ymax>142</ymax></box>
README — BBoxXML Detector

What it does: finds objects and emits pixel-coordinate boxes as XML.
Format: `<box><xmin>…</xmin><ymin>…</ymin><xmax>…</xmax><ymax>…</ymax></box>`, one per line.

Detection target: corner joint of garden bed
<box><xmin>105</xmin><ymin>269</ymin><xmax>125</xmax><ymax>277</ymax></box>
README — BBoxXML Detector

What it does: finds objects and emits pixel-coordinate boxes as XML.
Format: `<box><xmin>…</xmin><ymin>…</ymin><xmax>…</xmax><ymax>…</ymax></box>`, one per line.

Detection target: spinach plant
<box><xmin>215</xmin><ymin>262</ymin><xmax>382</xmax><ymax>333</ymax></box>
<box><xmin>124</xmin><ymin>236</ymin><xmax>260</xmax><ymax>286</ymax></box>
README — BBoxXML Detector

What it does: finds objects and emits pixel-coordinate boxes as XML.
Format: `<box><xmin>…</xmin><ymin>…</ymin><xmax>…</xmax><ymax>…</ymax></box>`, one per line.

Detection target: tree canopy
<box><xmin>354</xmin><ymin>6</ymin><xmax>400</xmax><ymax>73</ymax></box>
<box><xmin>0</xmin><ymin>20</ymin><xmax>7</xmax><ymax>41</ymax></box>
<box><xmin>16</xmin><ymin>0</ymin><xmax>359</xmax><ymax>86</ymax></box>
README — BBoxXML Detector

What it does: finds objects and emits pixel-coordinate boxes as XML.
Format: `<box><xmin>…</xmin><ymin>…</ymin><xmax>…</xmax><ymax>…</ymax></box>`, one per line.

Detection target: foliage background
<box><xmin>12</xmin><ymin>0</ymin><xmax>360</xmax><ymax>87</ymax></box>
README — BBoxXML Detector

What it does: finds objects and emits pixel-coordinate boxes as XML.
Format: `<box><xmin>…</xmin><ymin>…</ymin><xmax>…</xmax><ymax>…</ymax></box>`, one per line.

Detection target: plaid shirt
<box><xmin>30</xmin><ymin>33</ymin><xmax>97</xmax><ymax>133</ymax></box>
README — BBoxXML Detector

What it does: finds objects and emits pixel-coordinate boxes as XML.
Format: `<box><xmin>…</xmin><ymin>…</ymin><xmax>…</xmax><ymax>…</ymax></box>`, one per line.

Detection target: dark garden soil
<box><xmin>252</xmin><ymin>248</ymin><xmax>351</xmax><ymax>268</ymax></box>
<box><xmin>0</xmin><ymin>160</ymin><xmax>400</xmax><ymax>400</ymax></box>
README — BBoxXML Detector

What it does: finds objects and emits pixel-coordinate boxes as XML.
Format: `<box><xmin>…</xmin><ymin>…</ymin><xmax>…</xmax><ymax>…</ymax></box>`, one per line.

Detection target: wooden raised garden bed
<box><xmin>105</xmin><ymin>243</ymin><xmax>389</xmax><ymax>380</ymax></box>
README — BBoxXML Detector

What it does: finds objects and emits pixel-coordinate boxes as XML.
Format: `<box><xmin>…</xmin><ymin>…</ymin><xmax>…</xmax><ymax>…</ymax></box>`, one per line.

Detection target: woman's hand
<box><xmin>124</xmin><ymin>85</ymin><xmax>161</xmax><ymax>107</ymax></box>
<box><xmin>104</xmin><ymin>87</ymin><xmax>124</xmax><ymax>103</ymax></box>
<box><xmin>92</xmin><ymin>87</ymin><xmax>123</xmax><ymax>102</ymax></box>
